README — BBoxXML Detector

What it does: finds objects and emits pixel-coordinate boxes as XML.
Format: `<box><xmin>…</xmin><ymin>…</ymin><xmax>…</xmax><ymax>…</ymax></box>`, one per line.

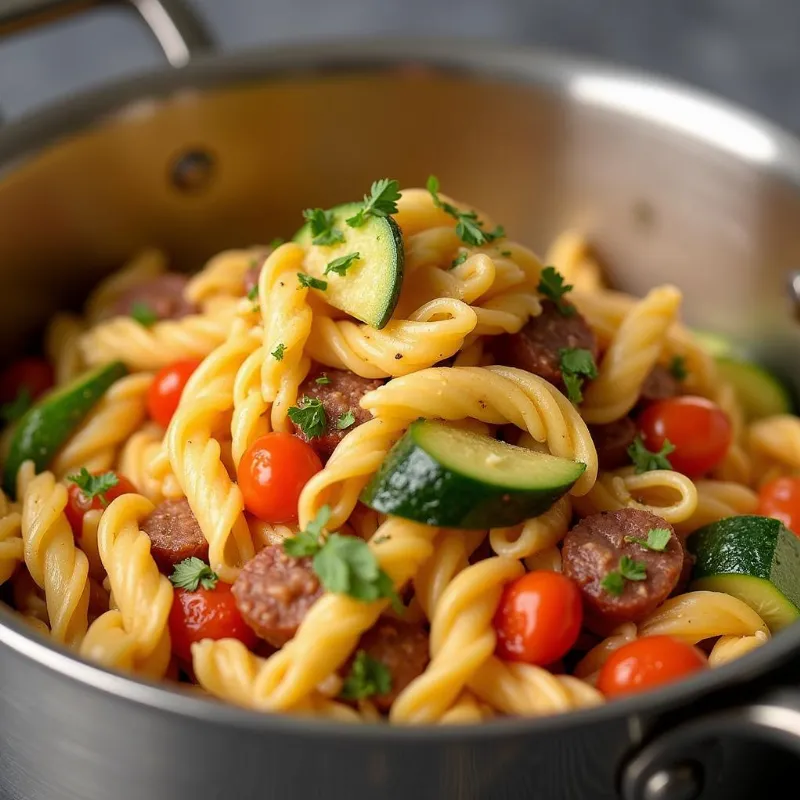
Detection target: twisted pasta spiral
<box><xmin>185</xmin><ymin>247</ymin><xmax>264</xmax><ymax>305</ymax></box>
<box><xmin>118</xmin><ymin>422</ymin><xmax>182</xmax><ymax>504</ymax></box>
<box><xmin>675</xmin><ymin>480</ymin><xmax>759</xmax><ymax>536</ymax></box>
<box><xmin>0</xmin><ymin>490</ymin><xmax>23</xmax><ymax>586</ymax></box>
<box><xmin>490</xmin><ymin>496</ymin><xmax>572</xmax><ymax>560</ymax></box>
<box><xmin>544</xmin><ymin>230</ymin><xmax>605</xmax><ymax>293</ymax></box>
<box><xmin>45</xmin><ymin>313</ymin><xmax>86</xmax><ymax>386</ymax></box>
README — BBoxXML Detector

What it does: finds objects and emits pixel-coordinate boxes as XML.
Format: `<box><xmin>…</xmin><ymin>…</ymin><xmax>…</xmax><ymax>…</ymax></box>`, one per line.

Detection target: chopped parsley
<box><xmin>324</xmin><ymin>252</ymin><xmax>361</xmax><ymax>277</ymax></box>
<box><xmin>315</xmin><ymin>374</ymin><xmax>331</xmax><ymax>385</ymax></box>
<box><xmin>336</xmin><ymin>410</ymin><xmax>356</xmax><ymax>430</ymax></box>
<box><xmin>537</xmin><ymin>266</ymin><xmax>575</xmax><ymax>317</ymax></box>
<box><xmin>627</xmin><ymin>435</ymin><xmax>675</xmax><ymax>474</ymax></box>
<box><xmin>271</xmin><ymin>343</ymin><xmax>286</xmax><ymax>361</ymax></box>
<box><xmin>268</xmin><ymin>236</ymin><xmax>285</xmax><ymax>249</ymax></box>
<box><xmin>602</xmin><ymin>556</ymin><xmax>647</xmax><ymax>596</ymax></box>
<box><xmin>297</xmin><ymin>272</ymin><xmax>328</xmax><ymax>291</ymax></box>
<box><xmin>669</xmin><ymin>355</ymin><xmax>688</xmax><ymax>381</ymax></box>
<box><xmin>246</xmin><ymin>286</ymin><xmax>259</xmax><ymax>302</ymax></box>
<box><xmin>450</xmin><ymin>251</ymin><xmax>468</xmax><ymax>269</ymax></box>
<box><xmin>558</xmin><ymin>347</ymin><xmax>598</xmax><ymax>404</ymax></box>
<box><xmin>129</xmin><ymin>301</ymin><xmax>158</xmax><ymax>327</ymax></box>
<box><xmin>340</xmin><ymin>650</ymin><xmax>392</xmax><ymax>700</ymax></box>
<box><xmin>302</xmin><ymin>208</ymin><xmax>345</xmax><ymax>246</ymax></box>
<box><xmin>500</xmin><ymin>250</ymin><xmax>512</xmax><ymax>257</ymax></box>
<box><xmin>169</xmin><ymin>557</ymin><xmax>219</xmax><ymax>591</ymax></box>
<box><xmin>67</xmin><ymin>468</ymin><xmax>119</xmax><ymax>506</ymax></box>
<box><xmin>625</xmin><ymin>528</ymin><xmax>672</xmax><ymax>552</ymax></box>
<box><xmin>283</xmin><ymin>506</ymin><xmax>400</xmax><ymax>609</ymax></box>
<box><xmin>1</xmin><ymin>387</ymin><xmax>32</xmax><ymax>424</ymax></box>
<box><xmin>346</xmin><ymin>179</ymin><xmax>401</xmax><ymax>228</ymax></box>
<box><xmin>426</xmin><ymin>175</ymin><xmax>504</xmax><ymax>247</ymax></box>
<box><xmin>287</xmin><ymin>396</ymin><xmax>327</xmax><ymax>438</ymax></box>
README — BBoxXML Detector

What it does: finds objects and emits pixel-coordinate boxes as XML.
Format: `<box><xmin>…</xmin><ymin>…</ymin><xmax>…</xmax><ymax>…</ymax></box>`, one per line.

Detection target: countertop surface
<box><xmin>0</xmin><ymin>0</ymin><xmax>799</xmax><ymax>132</ymax></box>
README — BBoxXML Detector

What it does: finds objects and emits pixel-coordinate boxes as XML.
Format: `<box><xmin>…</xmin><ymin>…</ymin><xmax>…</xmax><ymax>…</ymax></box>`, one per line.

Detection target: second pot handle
<box><xmin>620</xmin><ymin>687</ymin><xmax>800</xmax><ymax>800</ymax></box>
<box><xmin>0</xmin><ymin>0</ymin><xmax>215</xmax><ymax>66</ymax></box>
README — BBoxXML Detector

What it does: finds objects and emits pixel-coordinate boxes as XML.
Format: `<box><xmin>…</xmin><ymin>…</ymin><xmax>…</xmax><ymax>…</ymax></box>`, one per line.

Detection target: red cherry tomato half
<box><xmin>493</xmin><ymin>571</ymin><xmax>583</xmax><ymax>666</ymax></box>
<box><xmin>597</xmin><ymin>635</ymin><xmax>708</xmax><ymax>699</ymax></box>
<box><xmin>169</xmin><ymin>582</ymin><xmax>257</xmax><ymax>663</ymax></box>
<box><xmin>638</xmin><ymin>396</ymin><xmax>732</xmax><ymax>477</ymax></box>
<box><xmin>0</xmin><ymin>357</ymin><xmax>54</xmax><ymax>404</ymax></box>
<box><xmin>237</xmin><ymin>432</ymin><xmax>323</xmax><ymax>524</ymax></box>
<box><xmin>757</xmin><ymin>476</ymin><xmax>800</xmax><ymax>536</ymax></box>
<box><xmin>146</xmin><ymin>359</ymin><xmax>202</xmax><ymax>428</ymax></box>
<box><xmin>65</xmin><ymin>472</ymin><xmax>137</xmax><ymax>537</ymax></box>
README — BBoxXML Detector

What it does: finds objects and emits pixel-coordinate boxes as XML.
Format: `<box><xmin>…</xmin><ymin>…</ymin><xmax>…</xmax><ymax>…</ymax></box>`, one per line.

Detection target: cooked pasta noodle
<box><xmin>45</xmin><ymin>313</ymin><xmax>86</xmax><ymax>386</ymax></box>
<box><xmin>544</xmin><ymin>230</ymin><xmax>605</xmax><ymax>293</ymax></box>
<box><xmin>118</xmin><ymin>422</ymin><xmax>182</xmax><ymax>503</ymax></box>
<box><xmin>490</xmin><ymin>497</ymin><xmax>571</xmax><ymax>560</ymax></box>
<box><xmin>185</xmin><ymin>248</ymin><xmax>263</xmax><ymax>305</ymax></box>
<box><xmin>0</xmin><ymin>490</ymin><xmax>23</xmax><ymax>585</ymax></box>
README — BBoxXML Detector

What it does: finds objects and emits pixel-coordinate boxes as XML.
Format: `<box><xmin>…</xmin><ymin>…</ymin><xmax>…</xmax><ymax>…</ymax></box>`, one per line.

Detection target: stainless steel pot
<box><xmin>2</xmin><ymin>3</ymin><xmax>800</xmax><ymax>799</ymax></box>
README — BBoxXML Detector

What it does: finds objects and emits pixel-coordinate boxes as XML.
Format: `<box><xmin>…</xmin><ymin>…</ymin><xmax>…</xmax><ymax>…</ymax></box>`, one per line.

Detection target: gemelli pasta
<box><xmin>2</xmin><ymin>178</ymin><xmax>799</xmax><ymax>724</ymax></box>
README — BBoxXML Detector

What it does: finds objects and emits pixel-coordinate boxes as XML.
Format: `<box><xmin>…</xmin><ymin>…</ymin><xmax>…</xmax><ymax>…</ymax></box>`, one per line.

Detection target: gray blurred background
<box><xmin>0</xmin><ymin>0</ymin><xmax>799</xmax><ymax>131</ymax></box>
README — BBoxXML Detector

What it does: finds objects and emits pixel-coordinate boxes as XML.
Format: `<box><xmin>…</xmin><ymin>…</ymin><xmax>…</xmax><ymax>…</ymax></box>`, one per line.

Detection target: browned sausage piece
<box><xmin>342</xmin><ymin>619</ymin><xmax>429</xmax><ymax>712</ymax></box>
<box><xmin>291</xmin><ymin>367</ymin><xmax>384</xmax><ymax>461</ymax></box>
<box><xmin>493</xmin><ymin>300</ymin><xmax>598</xmax><ymax>389</ymax></box>
<box><xmin>589</xmin><ymin>416</ymin><xmax>637</xmax><ymax>470</ymax></box>
<box><xmin>232</xmin><ymin>546</ymin><xmax>323</xmax><ymax>648</ymax></box>
<box><xmin>639</xmin><ymin>364</ymin><xmax>680</xmax><ymax>404</ymax></box>
<box><xmin>141</xmin><ymin>498</ymin><xmax>209</xmax><ymax>573</ymax></box>
<box><xmin>106</xmin><ymin>273</ymin><xmax>197</xmax><ymax>321</ymax></box>
<box><xmin>562</xmin><ymin>509</ymin><xmax>684</xmax><ymax>635</ymax></box>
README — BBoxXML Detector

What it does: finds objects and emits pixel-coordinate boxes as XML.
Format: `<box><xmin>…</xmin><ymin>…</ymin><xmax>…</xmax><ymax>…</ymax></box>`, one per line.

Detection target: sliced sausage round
<box><xmin>291</xmin><ymin>366</ymin><xmax>384</xmax><ymax>462</ymax></box>
<box><xmin>562</xmin><ymin>509</ymin><xmax>684</xmax><ymax>635</ymax></box>
<box><xmin>232</xmin><ymin>545</ymin><xmax>323</xmax><ymax>648</ymax></box>
<box><xmin>141</xmin><ymin>498</ymin><xmax>209</xmax><ymax>573</ymax></box>
<box><xmin>590</xmin><ymin>416</ymin><xmax>637</xmax><ymax>470</ymax></box>
<box><xmin>342</xmin><ymin>619</ymin><xmax>429</xmax><ymax>712</ymax></box>
<box><xmin>493</xmin><ymin>300</ymin><xmax>598</xmax><ymax>389</ymax></box>
<box><xmin>106</xmin><ymin>273</ymin><xmax>197</xmax><ymax>321</ymax></box>
<box><xmin>640</xmin><ymin>364</ymin><xmax>680</xmax><ymax>404</ymax></box>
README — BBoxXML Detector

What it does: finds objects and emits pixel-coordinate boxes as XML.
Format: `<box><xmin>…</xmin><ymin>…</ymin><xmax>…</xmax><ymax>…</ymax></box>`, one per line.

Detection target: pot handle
<box><xmin>620</xmin><ymin>687</ymin><xmax>800</xmax><ymax>800</ymax></box>
<box><xmin>0</xmin><ymin>0</ymin><xmax>214</xmax><ymax>66</ymax></box>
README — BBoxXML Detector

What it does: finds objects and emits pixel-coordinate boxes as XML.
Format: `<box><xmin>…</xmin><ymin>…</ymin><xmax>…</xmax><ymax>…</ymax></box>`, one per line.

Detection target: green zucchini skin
<box><xmin>688</xmin><ymin>515</ymin><xmax>800</xmax><ymax>631</ymax></box>
<box><xmin>360</xmin><ymin>420</ymin><xmax>585</xmax><ymax>529</ymax></box>
<box><xmin>3</xmin><ymin>361</ymin><xmax>128</xmax><ymax>497</ymax></box>
<box><xmin>292</xmin><ymin>202</ymin><xmax>404</xmax><ymax>329</ymax></box>
<box><xmin>714</xmin><ymin>358</ymin><xmax>792</xmax><ymax>421</ymax></box>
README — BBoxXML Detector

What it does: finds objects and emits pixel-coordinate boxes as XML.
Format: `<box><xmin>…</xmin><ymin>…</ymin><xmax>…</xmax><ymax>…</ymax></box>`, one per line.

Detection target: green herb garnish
<box><xmin>287</xmin><ymin>396</ymin><xmax>327</xmax><ymax>438</ymax></box>
<box><xmin>537</xmin><ymin>266</ymin><xmax>575</xmax><ymax>317</ymax></box>
<box><xmin>324</xmin><ymin>252</ymin><xmax>361</xmax><ymax>277</ymax></box>
<box><xmin>336</xmin><ymin>410</ymin><xmax>356</xmax><ymax>430</ymax></box>
<box><xmin>67</xmin><ymin>468</ymin><xmax>119</xmax><ymax>506</ymax></box>
<box><xmin>297</xmin><ymin>272</ymin><xmax>328</xmax><ymax>291</ymax></box>
<box><xmin>169</xmin><ymin>557</ymin><xmax>219</xmax><ymax>591</ymax></box>
<box><xmin>627</xmin><ymin>435</ymin><xmax>675</xmax><ymax>474</ymax></box>
<box><xmin>302</xmin><ymin>208</ymin><xmax>345</xmax><ymax>246</ymax></box>
<box><xmin>426</xmin><ymin>175</ymin><xmax>504</xmax><ymax>247</ymax></box>
<box><xmin>271</xmin><ymin>343</ymin><xmax>286</xmax><ymax>361</ymax></box>
<box><xmin>346</xmin><ymin>179</ymin><xmax>401</xmax><ymax>228</ymax></box>
<box><xmin>340</xmin><ymin>650</ymin><xmax>392</xmax><ymax>700</ymax></box>
<box><xmin>625</xmin><ymin>528</ymin><xmax>672</xmax><ymax>552</ymax></box>
<box><xmin>129</xmin><ymin>301</ymin><xmax>158</xmax><ymax>327</ymax></box>
<box><xmin>559</xmin><ymin>347</ymin><xmax>598</xmax><ymax>404</ymax></box>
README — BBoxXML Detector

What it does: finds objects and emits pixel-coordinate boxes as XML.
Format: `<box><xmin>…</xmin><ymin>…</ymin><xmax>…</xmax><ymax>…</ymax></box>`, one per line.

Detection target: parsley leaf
<box><xmin>619</xmin><ymin>555</ymin><xmax>647</xmax><ymax>581</ymax></box>
<box><xmin>271</xmin><ymin>343</ymin><xmax>286</xmax><ymax>361</ymax></box>
<box><xmin>627</xmin><ymin>435</ymin><xmax>675</xmax><ymax>474</ymax></box>
<box><xmin>302</xmin><ymin>208</ymin><xmax>345</xmax><ymax>246</ymax></box>
<box><xmin>426</xmin><ymin>175</ymin><xmax>504</xmax><ymax>247</ymax></box>
<box><xmin>537</xmin><ymin>266</ymin><xmax>575</xmax><ymax>317</ymax></box>
<box><xmin>283</xmin><ymin>506</ymin><xmax>331</xmax><ymax>558</ymax></box>
<box><xmin>601</xmin><ymin>571</ymin><xmax>625</xmax><ymax>597</ymax></box>
<box><xmin>336</xmin><ymin>410</ymin><xmax>356</xmax><ymax>430</ymax></box>
<box><xmin>297</xmin><ymin>272</ymin><xmax>328</xmax><ymax>291</ymax></box>
<box><xmin>625</xmin><ymin>528</ymin><xmax>672</xmax><ymax>552</ymax></box>
<box><xmin>324</xmin><ymin>252</ymin><xmax>361</xmax><ymax>277</ymax></box>
<box><xmin>340</xmin><ymin>650</ymin><xmax>392</xmax><ymax>700</ymax></box>
<box><xmin>450</xmin><ymin>251</ymin><xmax>468</xmax><ymax>269</ymax></box>
<box><xmin>500</xmin><ymin>250</ymin><xmax>512</xmax><ymax>257</ymax></box>
<box><xmin>346</xmin><ymin>179</ymin><xmax>401</xmax><ymax>227</ymax></box>
<box><xmin>0</xmin><ymin>387</ymin><xmax>32</xmax><ymax>424</ymax></box>
<box><xmin>129</xmin><ymin>301</ymin><xmax>158</xmax><ymax>327</ymax></box>
<box><xmin>315</xmin><ymin>374</ymin><xmax>331</xmax><ymax>385</ymax></box>
<box><xmin>268</xmin><ymin>236</ymin><xmax>285</xmax><ymax>249</ymax></box>
<box><xmin>669</xmin><ymin>355</ymin><xmax>688</xmax><ymax>381</ymax></box>
<box><xmin>287</xmin><ymin>396</ymin><xmax>327</xmax><ymax>438</ymax></box>
<box><xmin>558</xmin><ymin>347</ymin><xmax>598</xmax><ymax>404</ymax></box>
<box><xmin>246</xmin><ymin>285</ymin><xmax>258</xmax><ymax>302</ymax></box>
<box><xmin>169</xmin><ymin>557</ymin><xmax>218</xmax><ymax>591</ymax></box>
<box><xmin>67</xmin><ymin>468</ymin><xmax>119</xmax><ymax>506</ymax></box>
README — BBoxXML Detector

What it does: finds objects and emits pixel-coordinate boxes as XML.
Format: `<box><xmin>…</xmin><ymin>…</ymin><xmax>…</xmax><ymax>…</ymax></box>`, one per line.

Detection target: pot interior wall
<box><xmin>1</xmin><ymin>66</ymin><xmax>800</xmax><ymax>392</ymax></box>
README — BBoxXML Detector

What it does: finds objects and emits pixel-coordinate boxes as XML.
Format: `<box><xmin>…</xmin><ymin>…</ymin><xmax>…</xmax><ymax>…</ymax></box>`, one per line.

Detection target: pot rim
<box><xmin>2</xmin><ymin>37</ymin><xmax>800</xmax><ymax>738</ymax></box>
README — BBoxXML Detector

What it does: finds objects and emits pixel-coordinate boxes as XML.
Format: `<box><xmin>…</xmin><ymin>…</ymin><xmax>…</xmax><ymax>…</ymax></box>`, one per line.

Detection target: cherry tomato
<box><xmin>0</xmin><ymin>357</ymin><xmax>53</xmax><ymax>404</ymax></box>
<box><xmin>146</xmin><ymin>359</ymin><xmax>202</xmax><ymax>427</ymax></box>
<box><xmin>237</xmin><ymin>432</ymin><xmax>323</xmax><ymax>523</ymax></box>
<box><xmin>493</xmin><ymin>571</ymin><xmax>583</xmax><ymax>665</ymax></box>
<box><xmin>65</xmin><ymin>472</ymin><xmax>137</xmax><ymax>537</ymax></box>
<box><xmin>757</xmin><ymin>476</ymin><xmax>800</xmax><ymax>536</ymax></box>
<box><xmin>169</xmin><ymin>582</ymin><xmax>257</xmax><ymax>663</ymax></box>
<box><xmin>638</xmin><ymin>396</ymin><xmax>732</xmax><ymax>477</ymax></box>
<box><xmin>597</xmin><ymin>635</ymin><xmax>708</xmax><ymax>699</ymax></box>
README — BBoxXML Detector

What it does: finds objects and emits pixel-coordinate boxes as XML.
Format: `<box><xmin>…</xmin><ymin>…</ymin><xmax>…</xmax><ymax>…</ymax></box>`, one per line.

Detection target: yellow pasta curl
<box><xmin>185</xmin><ymin>247</ymin><xmax>266</xmax><ymax>305</ymax></box>
<box><xmin>490</xmin><ymin>496</ymin><xmax>572</xmax><ymax>560</ymax></box>
<box><xmin>80</xmin><ymin>494</ymin><xmax>172</xmax><ymax>678</ymax></box>
<box><xmin>11</xmin><ymin>568</ymin><xmax>49</xmax><ymax>632</ymax></box>
<box><xmin>45</xmin><ymin>313</ymin><xmax>86</xmax><ymax>386</ymax></box>
<box><xmin>0</xmin><ymin>490</ymin><xmax>23</xmax><ymax>585</ymax></box>
<box><xmin>18</xmin><ymin>463</ymin><xmax>89</xmax><ymax>647</ymax></box>
<box><xmin>581</xmin><ymin>286</ymin><xmax>682</xmax><ymax>424</ymax></box>
<box><xmin>232</xmin><ymin>345</ymin><xmax>270</xmax><ymax>466</ymax></box>
<box><xmin>118</xmin><ymin>422</ymin><xmax>182</xmax><ymax>504</ymax></box>
<box><xmin>544</xmin><ymin>230</ymin><xmax>605</xmax><ymax>293</ymax></box>
<box><xmin>676</xmin><ymin>480</ymin><xmax>759</xmax><ymax>535</ymax></box>
<box><xmin>749</xmin><ymin>414</ymin><xmax>800</xmax><ymax>473</ymax></box>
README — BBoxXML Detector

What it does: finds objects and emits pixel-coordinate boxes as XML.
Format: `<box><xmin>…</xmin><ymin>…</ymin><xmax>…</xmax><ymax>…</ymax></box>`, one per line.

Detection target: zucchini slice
<box><xmin>688</xmin><ymin>515</ymin><xmax>800</xmax><ymax>631</ymax></box>
<box><xmin>293</xmin><ymin>202</ymin><xmax>404</xmax><ymax>329</ymax></box>
<box><xmin>360</xmin><ymin>419</ymin><xmax>586</xmax><ymax>529</ymax></box>
<box><xmin>714</xmin><ymin>358</ymin><xmax>792</xmax><ymax>421</ymax></box>
<box><xmin>3</xmin><ymin>361</ymin><xmax>128</xmax><ymax>497</ymax></box>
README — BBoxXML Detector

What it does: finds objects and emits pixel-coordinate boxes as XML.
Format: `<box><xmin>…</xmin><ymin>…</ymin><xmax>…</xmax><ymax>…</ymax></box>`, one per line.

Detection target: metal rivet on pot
<box><xmin>787</xmin><ymin>271</ymin><xmax>800</xmax><ymax>320</ymax></box>
<box><xmin>641</xmin><ymin>761</ymin><xmax>703</xmax><ymax>800</ymax></box>
<box><xmin>631</xmin><ymin>198</ymin><xmax>657</xmax><ymax>231</ymax></box>
<box><xmin>171</xmin><ymin>149</ymin><xmax>215</xmax><ymax>193</ymax></box>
